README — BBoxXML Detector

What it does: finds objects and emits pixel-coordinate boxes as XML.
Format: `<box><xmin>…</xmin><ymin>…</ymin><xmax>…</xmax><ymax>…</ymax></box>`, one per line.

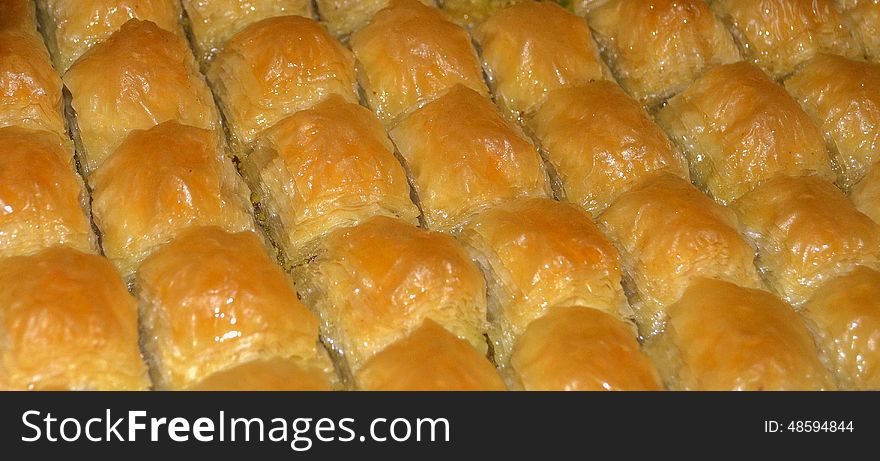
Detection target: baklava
<box><xmin>801</xmin><ymin>266</ymin><xmax>880</xmax><ymax>390</ymax></box>
<box><xmin>180</xmin><ymin>0</ymin><xmax>313</xmax><ymax>63</ymax></box>
<box><xmin>356</xmin><ymin>319</ymin><xmax>506</xmax><ymax>391</ymax></box>
<box><xmin>90</xmin><ymin>121</ymin><xmax>255</xmax><ymax>277</ymax></box>
<box><xmin>350</xmin><ymin>0</ymin><xmax>488</xmax><ymax>125</ymax></box>
<box><xmin>526</xmin><ymin>82</ymin><xmax>689</xmax><ymax>216</ymax></box>
<box><xmin>244</xmin><ymin>95</ymin><xmax>419</xmax><ymax>265</ymax></box>
<box><xmin>733</xmin><ymin>174</ymin><xmax>880</xmax><ymax>306</ymax></box>
<box><xmin>649</xmin><ymin>278</ymin><xmax>835</xmax><ymax>391</ymax></box>
<box><xmin>459</xmin><ymin>197</ymin><xmax>627</xmax><ymax>364</ymax></box>
<box><xmin>710</xmin><ymin>0</ymin><xmax>863</xmax><ymax>79</ymax></box>
<box><xmin>137</xmin><ymin>226</ymin><xmax>335</xmax><ymax>391</ymax></box>
<box><xmin>852</xmin><ymin>162</ymin><xmax>880</xmax><ymax>224</ymax></box>
<box><xmin>0</xmin><ymin>246</ymin><xmax>151</xmax><ymax>390</ymax></box>
<box><xmin>0</xmin><ymin>127</ymin><xmax>94</xmax><ymax>259</ymax></box>
<box><xmin>294</xmin><ymin>216</ymin><xmax>492</xmax><ymax>387</ymax></box>
<box><xmin>208</xmin><ymin>15</ymin><xmax>357</xmax><ymax>148</ymax></box>
<box><xmin>598</xmin><ymin>173</ymin><xmax>763</xmax><ymax>336</ymax></box>
<box><xmin>656</xmin><ymin>61</ymin><xmax>833</xmax><ymax>204</ymax></box>
<box><xmin>510</xmin><ymin>307</ymin><xmax>663</xmax><ymax>391</ymax></box>
<box><xmin>0</xmin><ymin>28</ymin><xmax>65</xmax><ymax>135</ymax></box>
<box><xmin>581</xmin><ymin>0</ymin><xmax>741</xmax><ymax>107</ymax></box>
<box><xmin>475</xmin><ymin>1</ymin><xmax>612</xmax><ymax>119</ymax></box>
<box><xmin>784</xmin><ymin>54</ymin><xmax>880</xmax><ymax>189</ymax></box>
<box><xmin>390</xmin><ymin>84</ymin><xmax>549</xmax><ymax>232</ymax></box>
<box><xmin>838</xmin><ymin>0</ymin><xmax>880</xmax><ymax>62</ymax></box>
<box><xmin>0</xmin><ymin>0</ymin><xmax>38</xmax><ymax>34</ymax></box>
<box><xmin>39</xmin><ymin>0</ymin><xmax>185</xmax><ymax>71</ymax></box>
<box><xmin>64</xmin><ymin>19</ymin><xmax>220</xmax><ymax>174</ymax></box>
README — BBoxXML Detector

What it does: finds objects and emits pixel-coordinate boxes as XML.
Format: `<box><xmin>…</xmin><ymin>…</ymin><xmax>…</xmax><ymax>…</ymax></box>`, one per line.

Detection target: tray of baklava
<box><xmin>0</xmin><ymin>0</ymin><xmax>878</xmax><ymax>391</ymax></box>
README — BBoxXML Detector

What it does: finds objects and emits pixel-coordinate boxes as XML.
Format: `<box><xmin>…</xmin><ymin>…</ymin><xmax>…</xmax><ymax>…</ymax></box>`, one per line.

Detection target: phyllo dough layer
<box><xmin>41</xmin><ymin>0</ymin><xmax>184</xmax><ymax>71</ymax></box>
<box><xmin>181</xmin><ymin>0</ymin><xmax>313</xmax><ymax>63</ymax></box>
<box><xmin>710</xmin><ymin>0</ymin><xmax>863</xmax><ymax>79</ymax></box>
<box><xmin>460</xmin><ymin>197</ymin><xmax>626</xmax><ymax>363</ymax></box>
<box><xmin>90</xmin><ymin>121</ymin><xmax>255</xmax><ymax>277</ymax></box>
<box><xmin>582</xmin><ymin>0</ymin><xmax>741</xmax><ymax>107</ymax></box>
<box><xmin>475</xmin><ymin>1</ymin><xmax>611</xmax><ymax>119</ymax></box>
<box><xmin>295</xmin><ymin>216</ymin><xmax>488</xmax><ymax>374</ymax></box>
<box><xmin>802</xmin><ymin>266</ymin><xmax>880</xmax><ymax>390</ymax></box>
<box><xmin>0</xmin><ymin>127</ymin><xmax>94</xmax><ymax>259</ymax></box>
<box><xmin>245</xmin><ymin>95</ymin><xmax>418</xmax><ymax>265</ymax></box>
<box><xmin>0</xmin><ymin>29</ymin><xmax>65</xmax><ymax>135</ymax></box>
<box><xmin>350</xmin><ymin>0</ymin><xmax>488</xmax><ymax>125</ymax></box>
<box><xmin>511</xmin><ymin>307</ymin><xmax>662</xmax><ymax>391</ymax></box>
<box><xmin>650</xmin><ymin>278</ymin><xmax>834</xmax><ymax>390</ymax></box>
<box><xmin>657</xmin><ymin>62</ymin><xmax>833</xmax><ymax>204</ymax></box>
<box><xmin>784</xmin><ymin>54</ymin><xmax>880</xmax><ymax>189</ymax></box>
<box><xmin>599</xmin><ymin>173</ymin><xmax>763</xmax><ymax>336</ymax></box>
<box><xmin>733</xmin><ymin>174</ymin><xmax>880</xmax><ymax>306</ymax></box>
<box><xmin>208</xmin><ymin>15</ymin><xmax>357</xmax><ymax>147</ymax></box>
<box><xmin>527</xmin><ymin>82</ymin><xmax>688</xmax><ymax>216</ymax></box>
<box><xmin>137</xmin><ymin>226</ymin><xmax>333</xmax><ymax>390</ymax></box>
<box><xmin>390</xmin><ymin>84</ymin><xmax>549</xmax><ymax>232</ymax></box>
<box><xmin>356</xmin><ymin>320</ymin><xmax>505</xmax><ymax>391</ymax></box>
<box><xmin>64</xmin><ymin>19</ymin><xmax>220</xmax><ymax>174</ymax></box>
<box><xmin>0</xmin><ymin>246</ymin><xmax>150</xmax><ymax>390</ymax></box>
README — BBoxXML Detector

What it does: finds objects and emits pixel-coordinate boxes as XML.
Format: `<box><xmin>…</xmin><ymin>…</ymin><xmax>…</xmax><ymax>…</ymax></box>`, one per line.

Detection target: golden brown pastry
<box><xmin>187</xmin><ymin>357</ymin><xmax>333</xmax><ymax>391</ymax></box>
<box><xmin>802</xmin><ymin>266</ymin><xmax>880</xmax><ymax>390</ymax></box>
<box><xmin>90</xmin><ymin>121</ymin><xmax>255</xmax><ymax>277</ymax></box>
<box><xmin>852</xmin><ymin>162</ymin><xmax>880</xmax><ymax>224</ymax></box>
<box><xmin>356</xmin><ymin>320</ymin><xmax>505</xmax><ymax>391</ymax></box>
<box><xmin>244</xmin><ymin>95</ymin><xmax>419</xmax><ymax>265</ymax></box>
<box><xmin>526</xmin><ymin>82</ymin><xmax>689</xmax><ymax>216</ymax></box>
<box><xmin>0</xmin><ymin>29</ymin><xmax>65</xmax><ymax>135</ymax></box>
<box><xmin>459</xmin><ymin>197</ymin><xmax>627</xmax><ymax>364</ymax></box>
<box><xmin>657</xmin><ymin>62</ymin><xmax>833</xmax><ymax>204</ymax></box>
<box><xmin>474</xmin><ymin>1</ymin><xmax>611</xmax><ymax>119</ymax></box>
<box><xmin>581</xmin><ymin>0</ymin><xmax>741</xmax><ymax>107</ymax></box>
<box><xmin>390</xmin><ymin>85</ymin><xmax>549</xmax><ymax>232</ymax></box>
<box><xmin>208</xmin><ymin>15</ymin><xmax>357</xmax><ymax>148</ymax></box>
<box><xmin>350</xmin><ymin>0</ymin><xmax>488</xmax><ymax>125</ymax></box>
<box><xmin>839</xmin><ymin>0</ymin><xmax>880</xmax><ymax>62</ymax></box>
<box><xmin>784</xmin><ymin>54</ymin><xmax>880</xmax><ymax>189</ymax></box>
<box><xmin>0</xmin><ymin>127</ymin><xmax>97</xmax><ymax>257</ymax></box>
<box><xmin>710</xmin><ymin>0</ymin><xmax>863</xmax><ymax>79</ymax></box>
<box><xmin>0</xmin><ymin>127</ymin><xmax>94</xmax><ymax>259</ymax></box>
<box><xmin>733</xmin><ymin>174</ymin><xmax>880</xmax><ymax>306</ymax></box>
<box><xmin>0</xmin><ymin>0</ymin><xmax>38</xmax><ymax>34</ymax></box>
<box><xmin>650</xmin><ymin>278</ymin><xmax>835</xmax><ymax>390</ymax></box>
<box><xmin>295</xmin><ymin>216</ymin><xmax>488</xmax><ymax>374</ymax></box>
<box><xmin>0</xmin><ymin>246</ymin><xmax>150</xmax><ymax>390</ymax></box>
<box><xmin>64</xmin><ymin>19</ymin><xmax>220</xmax><ymax>174</ymax></box>
<box><xmin>137</xmin><ymin>226</ymin><xmax>334</xmax><ymax>390</ymax></box>
<box><xmin>41</xmin><ymin>0</ymin><xmax>184</xmax><ymax>71</ymax></box>
<box><xmin>181</xmin><ymin>0</ymin><xmax>312</xmax><ymax>63</ymax></box>
<box><xmin>598</xmin><ymin>173</ymin><xmax>763</xmax><ymax>336</ymax></box>
<box><xmin>511</xmin><ymin>307</ymin><xmax>662</xmax><ymax>391</ymax></box>
<box><xmin>315</xmin><ymin>0</ymin><xmax>435</xmax><ymax>38</ymax></box>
